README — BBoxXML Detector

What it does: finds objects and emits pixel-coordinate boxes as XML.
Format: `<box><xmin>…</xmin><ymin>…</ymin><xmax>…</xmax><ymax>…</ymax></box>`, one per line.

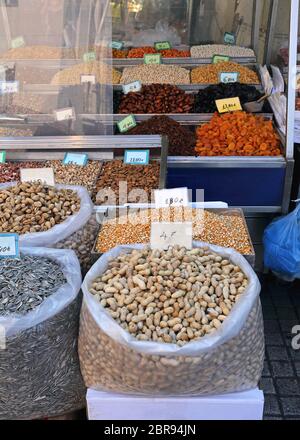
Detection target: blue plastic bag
<box><xmin>264</xmin><ymin>204</ymin><xmax>300</xmax><ymax>280</ymax></box>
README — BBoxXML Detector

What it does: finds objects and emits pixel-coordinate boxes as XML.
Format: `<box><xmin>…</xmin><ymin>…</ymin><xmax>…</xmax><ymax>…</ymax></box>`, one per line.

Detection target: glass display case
<box><xmin>0</xmin><ymin>0</ymin><xmax>113</xmax><ymax>136</ymax></box>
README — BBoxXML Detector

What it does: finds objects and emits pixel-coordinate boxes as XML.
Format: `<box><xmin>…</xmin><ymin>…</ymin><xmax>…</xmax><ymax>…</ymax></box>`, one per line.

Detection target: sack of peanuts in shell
<box><xmin>0</xmin><ymin>181</ymin><xmax>95</xmax><ymax>273</ymax></box>
<box><xmin>79</xmin><ymin>242</ymin><xmax>264</xmax><ymax>396</ymax></box>
<box><xmin>0</xmin><ymin>247</ymin><xmax>85</xmax><ymax>420</ymax></box>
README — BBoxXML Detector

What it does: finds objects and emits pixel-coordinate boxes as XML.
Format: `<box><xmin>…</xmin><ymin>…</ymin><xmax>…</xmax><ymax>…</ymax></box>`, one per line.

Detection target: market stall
<box><xmin>0</xmin><ymin>0</ymin><xmax>298</xmax><ymax>421</ymax></box>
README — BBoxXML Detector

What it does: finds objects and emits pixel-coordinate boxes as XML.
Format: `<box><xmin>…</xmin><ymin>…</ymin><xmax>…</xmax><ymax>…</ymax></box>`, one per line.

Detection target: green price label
<box><xmin>154</xmin><ymin>41</ymin><xmax>172</xmax><ymax>51</ymax></box>
<box><xmin>117</xmin><ymin>115</ymin><xmax>137</xmax><ymax>133</ymax></box>
<box><xmin>0</xmin><ymin>151</ymin><xmax>6</xmax><ymax>163</ymax></box>
<box><xmin>212</xmin><ymin>54</ymin><xmax>230</xmax><ymax>64</ymax></box>
<box><xmin>111</xmin><ymin>41</ymin><xmax>124</xmax><ymax>50</ymax></box>
<box><xmin>224</xmin><ymin>32</ymin><xmax>236</xmax><ymax>45</ymax></box>
<box><xmin>83</xmin><ymin>52</ymin><xmax>96</xmax><ymax>62</ymax></box>
<box><xmin>11</xmin><ymin>36</ymin><xmax>25</xmax><ymax>49</ymax></box>
<box><xmin>144</xmin><ymin>53</ymin><xmax>162</xmax><ymax>65</ymax></box>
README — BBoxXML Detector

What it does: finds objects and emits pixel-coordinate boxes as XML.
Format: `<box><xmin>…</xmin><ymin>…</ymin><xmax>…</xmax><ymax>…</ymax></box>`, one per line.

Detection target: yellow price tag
<box><xmin>215</xmin><ymin>97</ymin><xmax>242</xmax><ymax>113</ymax></box>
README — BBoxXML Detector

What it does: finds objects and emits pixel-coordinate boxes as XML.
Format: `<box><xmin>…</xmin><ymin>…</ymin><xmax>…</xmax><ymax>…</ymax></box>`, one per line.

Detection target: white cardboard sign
<box><xmin>151</xmin><ymin>222</ymin><xmax>193</xmax><ymax>250</ymax></box>
<box><xmin>154</xmin><ymin>188</ymin><xmax>189</xmax><ymax>209</ymax></box>
<box><xmin>54</xmin><ymin>107</ymin><xmax>75</xmax><ymax>122</ymax></box>
<box><xmin>20</xmin><ymin>168</ymin><xmax>55</xmax><ymax>186</ymax></box>
<box><xmin>81</xmin><ymin>74</ymin><xmax>96</xmax><ymax>84</ymax></box>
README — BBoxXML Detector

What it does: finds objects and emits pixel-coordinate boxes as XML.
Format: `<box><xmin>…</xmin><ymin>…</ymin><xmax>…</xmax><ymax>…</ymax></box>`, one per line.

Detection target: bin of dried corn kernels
<box><xmin>95</xmin><ymin>208</ymin><xmax>253</xmax><ymax>259</ymax></box>
<box><xmin>79</xmin><ymin>243</ymin><xmax>264</xmax><ymax>396</ymax></box>
<box><xmin>195</xmin><ymin>112</ymin><xmax>282</xmax><ymax>156</ymax></box>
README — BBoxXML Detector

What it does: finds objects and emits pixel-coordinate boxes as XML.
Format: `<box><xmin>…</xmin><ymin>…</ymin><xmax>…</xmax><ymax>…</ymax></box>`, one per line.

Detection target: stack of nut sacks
<box><xmin>0</xmin><ymin>182</ymin><xmax>92</xmax><ymax>419</ymax></box>
<box><xmin>79</xmin><ymin>242</ymin><xmax>264</xmax><ymax>396</ymax></box>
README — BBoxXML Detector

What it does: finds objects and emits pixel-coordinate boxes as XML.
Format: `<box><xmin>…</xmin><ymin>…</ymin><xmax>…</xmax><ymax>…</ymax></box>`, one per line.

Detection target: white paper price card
<box><xmin>54</xmin><ymin>107</ymin><xmax>75</xmax><ymax>122</ymax></box>
<box><xmin>81</xmin><ymin>74</ymin><xmax>96</xmax><ymax>84</ymax></box>
<box><xmin>124</xmin><ymin>150</ymin><xmax>150</xmax><ymax>165</ymax></box>
<box><xmin>151</xmin><ymin>222</ymin><xmax>193</xmax><ymax>250</ymax></box>
<box><xmin>0</xmin><ymin>234</ymin><xmax>19</xmax><ymax>259</ymax></box>
<box><xmin>63</xmin><ymin>153</ymin><xmax>88</xmax><ymax>166</ymax></box>
<box><xmin>0</xmin><ymin>81</ymin><xmax>19</xmax><ymax>95</ymax></box>
<box><xmin>155</xmin><ymin>188</ymin><xmax>189</xmax><ymax>209</ymax></box>
<box><xmin>122</xmin><ymin>80</ymin><xmax>142</xmax><ymax>94</ymax></box>
<box><xmin>20</xmin><ymin>168</ymin><xmax>55</xmax><ymax>186</ymax></box>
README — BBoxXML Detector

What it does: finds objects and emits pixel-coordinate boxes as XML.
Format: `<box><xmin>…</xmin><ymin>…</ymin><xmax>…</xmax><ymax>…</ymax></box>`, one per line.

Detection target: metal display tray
<box><xmin>0</xmin><ymin>135</ymin><xmax>168</xmax><ymax>192</ymax></box>
<box><xmin>114</xmin><ymin>63</ymin><xmax>263</xmax><ymax>91</ymax></box>
<box><xmin>91</xmin><ymin>207</ymin><xmax>256</xmax><ymax>269</ymax></box>
<box><xmin>111</xmin><ymin>56</ymin><xmax>257</xmax><ymax>68</ymax></box>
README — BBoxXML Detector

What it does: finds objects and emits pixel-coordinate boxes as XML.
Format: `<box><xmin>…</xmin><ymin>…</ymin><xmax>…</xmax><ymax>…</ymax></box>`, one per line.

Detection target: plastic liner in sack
<box><xmin>0</xmin><ymin>247</ymin><xmax>86</xmax><ymax>420</ymax></box>
<box><xmin>264</xmin><ymin>203</ymin><xmax>300</xmax><ymax>281</ymax></box>
<box><xmin>0</xmin><ymin>182</ymin><xmax>94</xmax><ymax>272</ymax></box>
<box><xmin>79</xmin><ymin>242</ymin><xmax>264</xmax><ymax>396</ymax></box>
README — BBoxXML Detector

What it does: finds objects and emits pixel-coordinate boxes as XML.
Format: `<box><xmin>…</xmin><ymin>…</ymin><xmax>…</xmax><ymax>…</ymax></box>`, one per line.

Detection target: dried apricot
<box><xmin>195</xmin><ymin>111</ymin><xmax>282</xmax><ymax>157</ymax></box>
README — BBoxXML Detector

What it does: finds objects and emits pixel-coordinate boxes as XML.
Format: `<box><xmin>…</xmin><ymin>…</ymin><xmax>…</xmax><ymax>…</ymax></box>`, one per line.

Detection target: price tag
<box><xmin>20</xmin><ymin>168</ymin><xmax>55</xmax><ymax>186</ymax></box>
<box><xmin>212</xmin><ymin>54</ymin><xmax>230</xmax><ymax>64</ymax></box>
<box><xmin>54</xmin><ymin>107</ymin><xmax>75</xmax><ymax>122</ymax></box>
<box><xmin>11</xmin><ymin>36</ymin><xmax>25</xmax><ymax>49</ymax></box>
<box><xmin>122</xmin><ymin>80</ymin><xmax>142</xmax><ymax>94</ymax></box>
<box><xmin>151</xmin><ymin>222</ymin><xmax>193</xmax><ymax>250</ymax></box>
<box><xmin>63</xmin><ymin>153</ymin><xmax>88</xmax><ymax>166</ymax></box>
<box><xmin>216</xmin><ymin>97</ymin><xmax>242</xmax><ymax>113</ymax></box>
<box><xmin>144</xmin><ymin>54</ymin><xmax>162</xmax><ymax>65</ymax></box>
<box><xmin>124</xmin><ymin>150</ymin><xmax>149</xmax><ymax>165</ymax></box>
<box><xmin>0</xmin><ymin>151</ymin><xmax>6</xmax><ymax>163</ymax></box>
<box><xmin>154</xmin><ymin>188</ymin><xmax>189</xmax><ymax>209</ymax></box>
<box><xmin>224</xmin><ymin>32</ymin><xmax>236</xmax><ymax>45</ymax></box>
<box><xmin>111</xmin><ymin>41</ymin><xmax>124</xmax><ymax>50</ymax></box>
<box><xmin>0</xmin><ymin>80</ymin><xmax>19</xmax><ymax>94</ymax></box>
<box><xmin>83</xmin><ymin>51</ymin><xmax>96</xmax><ymax>62</ymax></box>
<box><xmin>0</xmin><ymin>234</ymin><xmax>19</xmax><ymax>259</ymax></box>
<box><xmin>219</xmin><ymin>72</ymin><xmax>240</xmax><ymax>84</ymax></box>
<box><xmin>154</xmin><ymin>41</ymin><xmax>172</xmax><ymax>51</ymax></box>
<box><xmin>81</xmin><ymin>74</ymin><xmax>96</xmax><ymax>84</ymax></box>
<box><xmin>117</xmin><ymin>114</ymin><xmax>137</xmax><ymax>133</ymax></box>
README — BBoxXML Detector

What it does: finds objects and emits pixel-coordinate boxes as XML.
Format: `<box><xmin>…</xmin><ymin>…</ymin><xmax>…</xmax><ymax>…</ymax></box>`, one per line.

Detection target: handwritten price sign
<box><xmin>151</xmin><ymin>223</ymin><xmax>193</xmax><ymax>250</ymax></box>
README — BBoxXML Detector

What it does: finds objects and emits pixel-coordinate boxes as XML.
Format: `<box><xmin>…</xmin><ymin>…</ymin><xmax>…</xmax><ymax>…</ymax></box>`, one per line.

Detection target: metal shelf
<box><xmin>167</xmin><ymin>156</ymin><xmax>287</xmax><ymax>168</ymax></box>
<box><xmin>112</xmin><ymin>56</ymin><xmax>257</xmax><ymax>68</ymax></box>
